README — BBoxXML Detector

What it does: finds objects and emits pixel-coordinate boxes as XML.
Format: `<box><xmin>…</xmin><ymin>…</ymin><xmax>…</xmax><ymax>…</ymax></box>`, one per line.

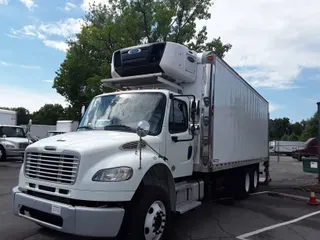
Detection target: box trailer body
<box><xmin>21</xmin><ymin>124</ymin><xmax>56</xmax><ymax>139</ymax></box>
<box><xmin>0</xmin><ymin>109</ymin><xmax>17</xmax><ymax>125</ymax></box>
<box><xmin>13</xmin><ymin>42</ymin><xmax>269</xmax><ymax>239</ymax></box>
<box><xmin>56</xmin><ymin>120</ymin><xmax>78</xmax><ymax>133</ymax></box>
<box><xmin>269</xmin><ymin>140</ymin><xmax>305</xmax><ymax>155</ymax></box>
<box><xmin>0</xmin><ymin>109</ymin><xmax>29</xmax><ymax>160</ymax></box>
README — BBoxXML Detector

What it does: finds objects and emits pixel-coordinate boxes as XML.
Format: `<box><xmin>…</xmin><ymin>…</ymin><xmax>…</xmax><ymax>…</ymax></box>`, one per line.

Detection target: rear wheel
<box><xmin>233</xmin><ymin>168</ymin><xmax>251</xmax><ymax>200</ymax></box>
<box><xmin>250</xmin><ymin>165</ymin><xmax>259</xmax><ymax>192</ymax></box>
<box><xmin>0</xmin><ymin>146</ymin><xmax>6</xmax><ymax>162</ymax></box>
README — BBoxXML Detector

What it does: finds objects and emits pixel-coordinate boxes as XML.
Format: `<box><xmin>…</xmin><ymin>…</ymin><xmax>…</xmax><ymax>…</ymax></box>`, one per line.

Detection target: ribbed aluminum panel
<box><xmin>24</xmin><ymin>152</ymin><xmax>79</xmax><ymax>185</ymax></box>
<box><xmin>212</xmin><ymin>58</ymin><xmax>269</xmax><ymax>164</ymax></box>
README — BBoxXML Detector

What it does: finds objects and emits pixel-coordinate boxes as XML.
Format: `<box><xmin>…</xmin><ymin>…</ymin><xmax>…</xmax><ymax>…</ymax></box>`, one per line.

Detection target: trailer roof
<box><xmin>0</xmin><ymin>109</ymin><xmax>16</xmax><ymax>114</ymax></box>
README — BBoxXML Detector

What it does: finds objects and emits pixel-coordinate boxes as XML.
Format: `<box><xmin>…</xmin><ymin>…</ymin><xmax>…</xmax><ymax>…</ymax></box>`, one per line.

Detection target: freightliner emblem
<box><xmin>128</xmin><ymin>48</ymin><xmax>141</xmax><ymax>55</ymax></box>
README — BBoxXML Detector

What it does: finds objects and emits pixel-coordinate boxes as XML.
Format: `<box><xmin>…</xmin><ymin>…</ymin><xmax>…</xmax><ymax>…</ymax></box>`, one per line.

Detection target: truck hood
<box><xmin>27</xmin><ymin>130</ymin><xmax>151</xmax><ymax>153</ymax></box>
<box><xmin>4</xmin><ymin>137</ymin><xmax>29</xmax><ymax>144</ymax></box>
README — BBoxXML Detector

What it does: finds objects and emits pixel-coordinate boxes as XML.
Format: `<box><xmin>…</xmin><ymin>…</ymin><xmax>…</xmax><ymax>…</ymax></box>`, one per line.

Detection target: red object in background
<box><xmin>292</xmin><ymin>137</ymin><xmax>318</xmax><ymax>161</ymax></box>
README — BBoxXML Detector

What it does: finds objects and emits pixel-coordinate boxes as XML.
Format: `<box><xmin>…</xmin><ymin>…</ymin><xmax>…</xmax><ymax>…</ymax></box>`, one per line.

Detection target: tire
<box><xmin>250</xmin><ymin>165</ymin><xmax>259</xmax><ymax>193</ymax></box>
<box><xmin>0</xmin><ymin>146</ymin><xmax>6</xmax><ymax>162</ymax></box>
<box><xmin>123</xmin><ymin>186</ymin><xmax>172</xmax><ymax>240</ymax></box>
<box><xmin>298</xmin><ymin>155</ymin><xmax>302</xmax><ymax>161</ymax></box>
<box><xmin>233</xmin><ymin>168</ymin><xmax>251</xmax><ymax>200</ymax></box>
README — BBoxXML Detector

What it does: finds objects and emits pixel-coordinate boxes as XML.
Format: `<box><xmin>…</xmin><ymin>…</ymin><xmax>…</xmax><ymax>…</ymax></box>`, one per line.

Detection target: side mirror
<box><xmin>26</xmin><ymin>119</ymin><xmax>32</xmax><ymax>133</ymax></box>
<box><xmin>136</xmin><ymin>120</ymin><xmax>150</xmax><ymax>138</ymax></box>
<box><xmin>81</xmin><ymin>105</ymin><xmax>86</xmax><ymax>117</ymax></box>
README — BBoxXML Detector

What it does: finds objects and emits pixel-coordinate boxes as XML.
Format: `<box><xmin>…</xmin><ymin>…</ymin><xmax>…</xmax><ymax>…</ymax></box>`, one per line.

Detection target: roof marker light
<box><xmin>207</xmin><ymin>55</ymin><xmax>214</xmax><ymax>61</ymax></box>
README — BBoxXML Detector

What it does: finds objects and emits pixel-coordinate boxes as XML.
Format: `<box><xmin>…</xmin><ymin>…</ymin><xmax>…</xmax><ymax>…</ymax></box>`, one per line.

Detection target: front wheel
<box><xmin>0</xmin><ymin>146</ymin><xmax>6</xmax><ymax>162</ymax></box>
<box><xmin>124</xmin><ymin>186</ymin><xmax>172</xmax><ymax>240</ymax></box>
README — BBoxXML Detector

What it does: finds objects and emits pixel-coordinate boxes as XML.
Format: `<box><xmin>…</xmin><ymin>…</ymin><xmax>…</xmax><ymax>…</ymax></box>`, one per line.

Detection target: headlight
<box><xmin>92</xmin><ymin>167</ymin><xmax>133</xmax><ymax>182</ymax></box>
<box><xmin>5</xmin><ymin>144</ymin><xmax>15</xmax><ymax>148</ymax></box>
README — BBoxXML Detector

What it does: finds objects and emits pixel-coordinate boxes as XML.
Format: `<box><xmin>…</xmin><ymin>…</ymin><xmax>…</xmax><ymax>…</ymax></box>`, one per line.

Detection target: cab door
<box><xmin>165</xmin><ymin>98</ymin><xmax>194</xmax><ymax>178</ymax></box>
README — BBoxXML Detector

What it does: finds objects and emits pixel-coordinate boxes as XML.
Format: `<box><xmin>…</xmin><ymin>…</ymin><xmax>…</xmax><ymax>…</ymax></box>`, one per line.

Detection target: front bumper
<box><xmin>6</xmin><ymin>148</ymin><xmax>25</xmax><ymax>157</ymax></box>
<box><xmin>12</xmin><ymin>186</ymin><xmax>125</xmax><ymax>237</ymax></box>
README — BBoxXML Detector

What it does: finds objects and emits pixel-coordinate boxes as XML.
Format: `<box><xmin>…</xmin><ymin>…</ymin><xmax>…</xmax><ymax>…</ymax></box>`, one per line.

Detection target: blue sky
<box><xmin>0</xmin><ymin>0</ymin><xmax>319</xmax><ymax>123</ymax></box>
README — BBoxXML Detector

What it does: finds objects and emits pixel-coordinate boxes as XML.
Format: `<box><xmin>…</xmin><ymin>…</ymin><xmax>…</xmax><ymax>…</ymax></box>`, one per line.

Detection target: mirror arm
<box><xmin>144</xmin><ymin>140</ymin><xmax>168</xmax><ymax>161</ymax></box>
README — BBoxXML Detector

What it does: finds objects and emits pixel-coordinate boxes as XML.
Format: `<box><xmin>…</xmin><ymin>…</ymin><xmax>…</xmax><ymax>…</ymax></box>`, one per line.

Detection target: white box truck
<box><xmin>269</xmin><ymin>140</ymin><xmax>305</xmax><ymax>155</ymax></box>
<box><xmin>0</xmin><ymin>109</ymin><xmax>30</xmax><ymax>161</ymax></box>
<box><xmin>12</xmin><ymin>42</ymin><xmax>269</xmax><ymax>239</ymax></box>
<box><xmin>46</xmin><ymin>120</ymin><xmax>79</xmax><ymax>137</ymax></box>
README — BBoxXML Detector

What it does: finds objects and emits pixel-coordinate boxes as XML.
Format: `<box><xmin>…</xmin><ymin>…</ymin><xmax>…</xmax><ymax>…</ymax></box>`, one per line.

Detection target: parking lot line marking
<box><xmin>249</xmin><ymin>191</ymin><xmax>269</xmax><ymax>196</ymax></box>
<box><xmin>213</xmin><ymin>191</ymin><xmax>269</xmax><ymax>202</ymax></box>
<box><xmin>236</xmin><ymin>209</ymin><xmax>320</xmax><ymax>240</ymax></box>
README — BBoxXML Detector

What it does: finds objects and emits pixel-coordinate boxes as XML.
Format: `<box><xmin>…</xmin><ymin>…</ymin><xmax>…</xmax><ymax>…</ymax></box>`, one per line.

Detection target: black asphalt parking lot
<box><xmin>2</xmin><ymin>156</ymin><xmax>320</xmax><ymax>240</ymax></box>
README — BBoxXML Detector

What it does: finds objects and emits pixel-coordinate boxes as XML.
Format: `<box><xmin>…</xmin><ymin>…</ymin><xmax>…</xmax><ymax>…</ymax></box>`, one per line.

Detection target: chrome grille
<box><xmin>19</xmin><ymin>143</ymin><xmax>29</xmax><ymax>149</ymax></box>
<box><xmin>24</xmin><ymin>152</ymin><xmax>79</xmax><ymax>185</ymax></box>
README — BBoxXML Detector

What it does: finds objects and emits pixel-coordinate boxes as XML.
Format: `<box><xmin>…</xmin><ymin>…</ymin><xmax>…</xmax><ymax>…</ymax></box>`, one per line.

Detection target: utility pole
<box><xmin>317</xmin><ymin>102</ymin><xmax>320</xmax><ymax>183</ymax></box>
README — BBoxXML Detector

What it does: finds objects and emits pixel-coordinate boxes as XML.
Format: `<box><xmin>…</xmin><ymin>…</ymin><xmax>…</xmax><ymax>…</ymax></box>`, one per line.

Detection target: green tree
<box><xmin>269</xmin><ymin>117</ymin><xmax>291</xmax><ymax>140</ymax></box>
<box><xmin>288</xmin><ymin>133</ymin><xmax>299</xmax><ymax>141</ymax></box>
<box><xmin>300</xmin><ymin>113</ymin><xmax>318</xmax><ymax>141</ymax></box>
<box><xmin>291</xmin><ymin>122</ymin><xmax>303</xmax><ymax>136</ymax></box>
<box><xmin>32</xmin><ymin>104</ymin><xmax>66</xmax><ymax>125</ymax></box>
<box><xmin>53</xmin><ymin>0</ymin><xmax>232</xmax><ymax>118</ymax></box>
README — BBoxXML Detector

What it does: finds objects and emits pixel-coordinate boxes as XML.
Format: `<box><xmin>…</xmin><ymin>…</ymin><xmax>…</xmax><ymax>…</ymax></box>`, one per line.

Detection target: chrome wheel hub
<box><xmin>144</xmin><ymin>200</ymin><xmax>166</xmax><ymax>240</ymax></box>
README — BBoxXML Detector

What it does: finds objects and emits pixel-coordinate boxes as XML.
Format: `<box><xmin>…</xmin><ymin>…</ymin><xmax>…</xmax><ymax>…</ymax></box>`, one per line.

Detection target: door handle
<box><xmin>171</xmin><ymin>136</ymin><xmax>178</xmax><ymax>142</ymax></box>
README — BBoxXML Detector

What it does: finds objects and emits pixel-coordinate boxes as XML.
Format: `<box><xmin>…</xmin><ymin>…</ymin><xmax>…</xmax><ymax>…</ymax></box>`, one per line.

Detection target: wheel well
<box><xmin>136</xmin><ymin>163</ymin><xmax>176</xmax><ymax>211</ymax></box>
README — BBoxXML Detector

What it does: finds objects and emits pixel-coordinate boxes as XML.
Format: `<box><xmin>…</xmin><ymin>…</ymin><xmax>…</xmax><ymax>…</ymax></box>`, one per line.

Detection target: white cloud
<box><xmin>65</xmin><ymin>2</ymin><xmax>77</xmax><ymax>11</ymax></box>
<box><xmin>20</xmin><ymin>64</ymin><xmax>41</xmax><ymax>69</ymax></box>
<box><xmin>0</xmin><ymin>84</ymin><xmax>68</xmax><ymax>112</ymax></box>
<box><xmin>0</xmin><ymin>0</ymin><xmax>8</xmax><ymax>5</ymax></box>
<box><xmin>20</xmin><ymin>0</ymin><xmax>37</xmax><ymax>10</ymax></box>
<box><xmin>0</xmin><ymin>61</ymin><xmax>40</xmax><ymax>69</ymax></box>
<box><xmin>81</xmin><ymin>0</ymin><xmax>110</xmax><ymax>11</ymax></box>
<box><xmin>0</xmin><ymin>61</ymin><xmax>12</xmax><ymax>66</ymax></box>
<box><xmin>42</xmin><ymin>80</ymin><xmax>54</xmax><ymax>83</ymax></box>
<box><xmin>202</xmin><ymin>0</ymin><xmax>320</xmax><ymax>89</ymax></box>
<box><xmin>306</xmin><ymin>98</ymin><xmax>320</xmax><ymax>104</ymax></box>
<box><xmin>8</xmin><ymin>18</ymin><xmax>84</xmax><ymax>52</ymax></box>
<box><xmin>38</xmin><ymin>18</ymin><xmax>84</xmax><ymax>38</ymax></box>
<box><xmin>269</xmin><ymin>102</ymin><xmax>283</xmax><ymax>113</ymax></box>
<box><xmin>43</xmin><ymin>40</ymin><xmax>69</xmax><ymax>52</ymax></box>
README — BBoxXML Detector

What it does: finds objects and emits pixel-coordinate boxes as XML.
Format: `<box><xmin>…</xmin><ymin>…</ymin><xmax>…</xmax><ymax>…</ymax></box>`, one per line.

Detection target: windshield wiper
<box><xmin>78</xmin><ymin>126</ymin><xmax>93</xmax><ymax>130</ymax></box>
<box><xmin>104</xmin><ymin>124</ymin><xmax>135</xmax><ymax>132</ymax></box>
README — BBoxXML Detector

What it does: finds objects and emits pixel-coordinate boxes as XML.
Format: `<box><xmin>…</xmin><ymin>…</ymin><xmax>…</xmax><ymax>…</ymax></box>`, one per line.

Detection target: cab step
<box><xmin>176</xmin><ymin>200</ymin><xmax>202</xmax><ymax>214</ymax></box>
<box><xmin>175</xmin><ymin>180</ymin><xmax>204</xmax><ymax>214</ymax></box>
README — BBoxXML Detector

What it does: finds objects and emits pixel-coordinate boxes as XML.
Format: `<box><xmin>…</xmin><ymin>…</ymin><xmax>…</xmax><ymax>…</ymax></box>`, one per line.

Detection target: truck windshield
<box><xmin>0</xmin><ymin>126</ymin><xmax>26</xmax><ymax>138</ymax></box>
<box><xmin>79</xmin><ymin>92</ymin><xmax>166</xmax><ymax>135</ymax></box>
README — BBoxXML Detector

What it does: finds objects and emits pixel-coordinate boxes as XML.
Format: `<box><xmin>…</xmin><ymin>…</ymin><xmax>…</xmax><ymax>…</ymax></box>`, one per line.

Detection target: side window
<box><xmin>169</xmin><ymin>99</ymin><xmax>188</xmax><ymax>134</ymax></box>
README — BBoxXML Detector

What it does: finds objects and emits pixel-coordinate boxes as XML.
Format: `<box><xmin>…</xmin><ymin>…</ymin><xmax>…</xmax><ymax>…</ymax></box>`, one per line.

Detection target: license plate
<box><xmin>311</xmin><ymin>162</ymin><xmax>318</xmax><ymax>169</ymax></box>
<box><xmin>51</xmin><ymin>205</ymin><xmax>61</xmax><ymax>215</ymax></box>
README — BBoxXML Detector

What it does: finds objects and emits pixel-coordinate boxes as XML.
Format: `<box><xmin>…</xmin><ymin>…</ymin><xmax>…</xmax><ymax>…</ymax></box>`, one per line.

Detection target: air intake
<box><xmin>120</xmin><ymin>140</ymin><xmax>147</xmax><ymax>150</ymax></box>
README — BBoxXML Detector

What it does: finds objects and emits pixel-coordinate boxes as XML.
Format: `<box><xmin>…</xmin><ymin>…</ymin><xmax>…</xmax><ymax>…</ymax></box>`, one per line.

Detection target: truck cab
<box><xmin>0</xmin><ymin>125</ymin><xmax>29</xmax><ymax>161</ymax></box>
<box><xmin>292</xmin><ymin>137</ymin><xmax>318</xmax><ymax>161</ymax></box>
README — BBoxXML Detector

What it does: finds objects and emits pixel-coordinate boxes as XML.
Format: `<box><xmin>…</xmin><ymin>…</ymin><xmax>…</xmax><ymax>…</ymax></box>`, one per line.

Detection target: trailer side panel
<box><xmin>212</xmin><ymin>59</ymin><xmax>269</xmax><ymax>168</ymax></box>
